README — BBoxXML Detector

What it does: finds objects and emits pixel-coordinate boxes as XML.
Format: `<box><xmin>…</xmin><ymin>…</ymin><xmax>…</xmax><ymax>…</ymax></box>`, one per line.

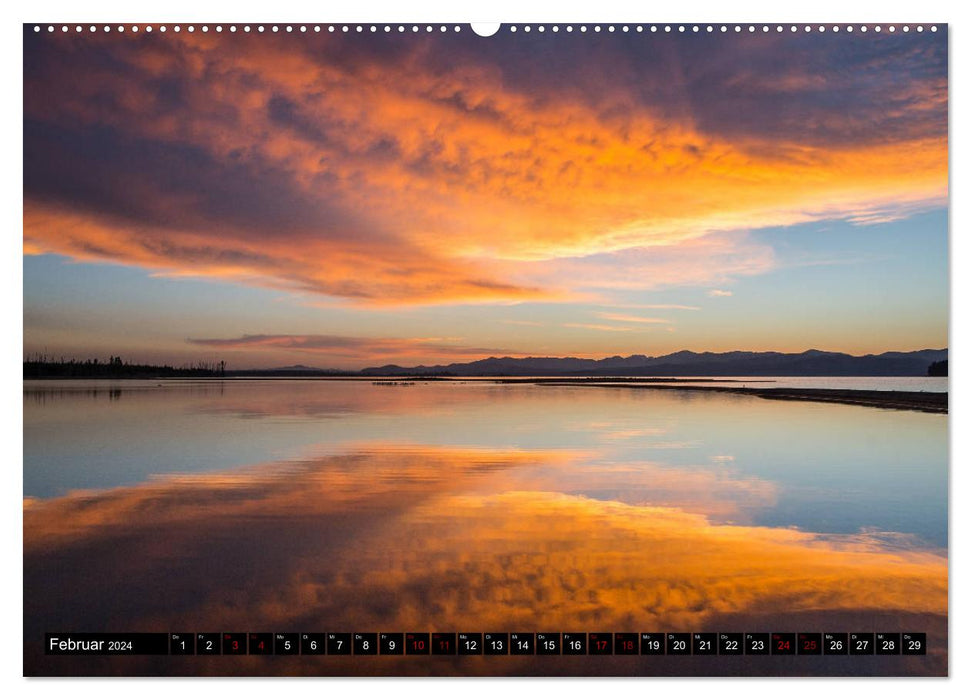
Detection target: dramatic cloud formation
<box><xmin>23</xmin><ymin>29</ymin><xmax>947</xmax><ymax>306</ymax></box>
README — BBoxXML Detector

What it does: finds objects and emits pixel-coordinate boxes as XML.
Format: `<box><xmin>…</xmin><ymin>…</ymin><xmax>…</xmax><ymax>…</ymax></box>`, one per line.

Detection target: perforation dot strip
<box><xmin>31</xmin><ymin>24</ymin><xmax>940</xmax><ymax>35</ymax></box>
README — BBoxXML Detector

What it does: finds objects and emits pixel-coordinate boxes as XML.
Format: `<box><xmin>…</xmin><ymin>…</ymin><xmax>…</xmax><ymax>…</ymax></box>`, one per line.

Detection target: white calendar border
<box><xmin>2</xmin><ymin>1</ymin><xmax>963</xmax><ymax>699</ymax></box>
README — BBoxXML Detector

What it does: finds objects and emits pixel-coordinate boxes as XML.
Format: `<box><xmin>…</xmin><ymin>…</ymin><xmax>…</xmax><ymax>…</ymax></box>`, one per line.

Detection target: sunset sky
<box><xmin>23</xmin><ymin>26</ymin><xmax>948</xmax><ymax>369</ymax></box>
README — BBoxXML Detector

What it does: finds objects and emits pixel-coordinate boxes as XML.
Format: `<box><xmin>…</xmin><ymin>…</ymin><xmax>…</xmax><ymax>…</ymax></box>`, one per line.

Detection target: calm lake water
<box><xmin>23</xmin><ymin>379</ymin><xmax>948</xmax><ymax>676</ymax></box>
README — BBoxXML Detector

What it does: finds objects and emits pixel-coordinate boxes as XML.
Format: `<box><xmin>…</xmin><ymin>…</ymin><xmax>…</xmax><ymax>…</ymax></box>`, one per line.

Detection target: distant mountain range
<box><xmin>359</xmin><ymin>349</ymin><xmax>948</xmax><ymax>377</ymax></box>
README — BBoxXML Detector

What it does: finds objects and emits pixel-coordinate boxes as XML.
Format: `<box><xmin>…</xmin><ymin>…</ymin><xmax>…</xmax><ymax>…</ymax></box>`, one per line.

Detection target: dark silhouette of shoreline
<box><xmin>23</xmin><ymin>352</ymin><xmax>948</xmax><ymax>413</ymax></box>
<box><xmin>928</xmin><ymin>359</ymin><xmax>948</xmax><ymax>376</ymax></box>
<box><xmin>23</xmin><ymin>355</ymin><xmax>226</xmax><ymax>379</ymax></box>
<box><xmin>24</xmin><ymin>348</ymin><xmax>948</xmax><ymax>380</ymax></box>
<box><xmin>527</xmin><ymin>382</ymin><xmax>947</xmax><ymax>414</ymax></box>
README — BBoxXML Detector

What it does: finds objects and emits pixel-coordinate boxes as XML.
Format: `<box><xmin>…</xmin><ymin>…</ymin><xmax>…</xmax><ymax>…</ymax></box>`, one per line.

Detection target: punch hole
<box><xmin>472</xmin><ymin>22</ymin><xmax>502</xmax><ymax>37</ymax></box>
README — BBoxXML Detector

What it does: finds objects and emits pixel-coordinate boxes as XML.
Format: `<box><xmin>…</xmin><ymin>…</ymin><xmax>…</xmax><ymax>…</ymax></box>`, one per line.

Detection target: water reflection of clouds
<box><xmin>489</xmin><ymin>460</ymin><xmax>779</xmax><ymax>523</ymax></box>
<box><xmin>26</xmin><ymin>447</ymin><xmax>945</xmax><ymax>669</ymax></box>
<box><xmin>23</xmin><ymin>382</ymin><xmax>949</xmax><ymax>674</ymax></box>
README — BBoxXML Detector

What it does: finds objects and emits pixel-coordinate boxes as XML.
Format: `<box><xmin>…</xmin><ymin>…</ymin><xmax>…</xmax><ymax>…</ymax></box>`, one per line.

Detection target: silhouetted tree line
<box><xmin>24</xmin><ymin>354</ymin><xmax>227</xmax><ymax>379</ymax></box>
<box><xmin>928</xmin><ymin>360</ymin><xmax>948</xmax><ymax>377</ymax></box>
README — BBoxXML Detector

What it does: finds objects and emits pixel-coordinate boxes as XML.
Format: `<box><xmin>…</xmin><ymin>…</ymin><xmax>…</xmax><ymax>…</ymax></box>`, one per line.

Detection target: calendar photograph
<box><xmin>23</xmin><ymin>22</ymin><xmax>948</xmax><ymax>677</ymax></box>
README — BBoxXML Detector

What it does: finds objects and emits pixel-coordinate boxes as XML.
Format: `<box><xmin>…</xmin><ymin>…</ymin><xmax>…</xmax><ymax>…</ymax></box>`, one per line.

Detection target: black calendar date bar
<box><xmin>44</xmin><ymin>632</ymin><xmax>929</xmax><ymax>655</ymax></box>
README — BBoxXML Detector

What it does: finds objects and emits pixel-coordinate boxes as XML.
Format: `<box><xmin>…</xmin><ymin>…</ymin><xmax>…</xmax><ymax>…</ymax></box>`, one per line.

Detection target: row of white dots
<box><xmin>32</xmin><ymin>24</ymin><xmax>940</xmax><ymax>34</ymax></box>
<box><xmin>511</xmin><ymin>24</ymin><xmax>937</xmax><ymax>33</ymax></box>
<box><xmin>33</xmin><ymin>25</ymin><xmax>465</xmax><ymax>33</ymax></box>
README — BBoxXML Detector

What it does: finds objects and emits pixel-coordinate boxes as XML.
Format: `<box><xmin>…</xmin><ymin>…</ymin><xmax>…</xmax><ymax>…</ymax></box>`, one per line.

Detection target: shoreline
<box><xmin>529</xmin><ymin>382</ymin><xmax>948</xmax><ymax>414</ymax></box>
<box><xmin>23</xmin><ymin>375</ymin><xmax>948</xmax><ymax>413</ymax></box>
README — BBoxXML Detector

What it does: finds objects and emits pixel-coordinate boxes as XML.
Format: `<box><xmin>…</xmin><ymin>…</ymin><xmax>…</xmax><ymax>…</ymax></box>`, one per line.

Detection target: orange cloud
<box><xmin>23</xmin><ymin>32</ymin><xmax>947</xmax><ymax>306</ymax></box>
